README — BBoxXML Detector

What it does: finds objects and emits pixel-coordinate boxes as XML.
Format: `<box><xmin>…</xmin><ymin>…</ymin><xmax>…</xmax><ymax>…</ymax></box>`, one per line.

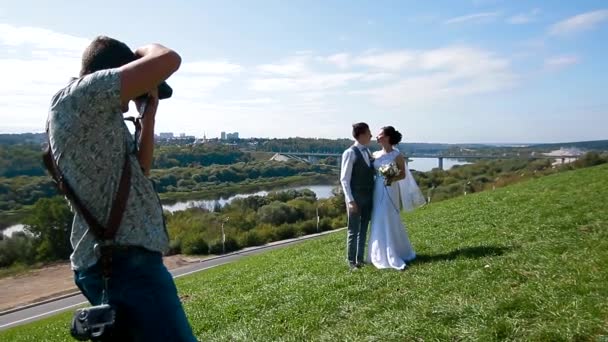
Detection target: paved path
<box><xmin>0</xmin><ymin>228</ymin><xmax>343</xmax><ymax>331</ymax></box>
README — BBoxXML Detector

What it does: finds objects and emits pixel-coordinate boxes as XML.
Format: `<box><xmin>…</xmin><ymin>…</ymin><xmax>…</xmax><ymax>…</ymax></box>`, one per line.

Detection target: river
<box><xmin>162</xmin><ymin>184</ymin><xmax>336</xmax><ymax>213</ymax></box>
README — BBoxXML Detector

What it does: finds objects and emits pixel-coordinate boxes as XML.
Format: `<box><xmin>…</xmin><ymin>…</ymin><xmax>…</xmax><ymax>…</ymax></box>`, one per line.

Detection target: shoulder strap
<box><xmin>42</xmin><ymin>136</ymin><xmax>131</xmax><ymax>241</ymax></box>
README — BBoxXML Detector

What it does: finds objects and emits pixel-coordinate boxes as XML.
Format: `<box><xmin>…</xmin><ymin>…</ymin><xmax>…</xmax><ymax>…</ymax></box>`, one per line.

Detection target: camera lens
<box><xmin>78</xmin><ymin>310</ymin><xmax>88</xmax><ymax>320</ymax></box>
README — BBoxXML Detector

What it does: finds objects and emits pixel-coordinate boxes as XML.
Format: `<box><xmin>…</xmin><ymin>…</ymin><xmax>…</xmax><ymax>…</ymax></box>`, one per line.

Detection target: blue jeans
<box><xmin>74</xmin><ymin>247</ymin><xmax>198</xmax><ymax>342</ymax></box>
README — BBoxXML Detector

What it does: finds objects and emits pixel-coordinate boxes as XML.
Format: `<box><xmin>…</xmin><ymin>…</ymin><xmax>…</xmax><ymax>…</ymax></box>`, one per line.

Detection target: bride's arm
<box><xmin>393</xmin><ymin>154</ymin><xmax>407</xmax><ymax>182</ymax></box>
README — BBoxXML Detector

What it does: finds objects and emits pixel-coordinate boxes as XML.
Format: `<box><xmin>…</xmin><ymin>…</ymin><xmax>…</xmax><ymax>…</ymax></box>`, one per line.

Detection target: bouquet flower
<box><xmin>378</xmin><ymin>162</ymin><xmax>400</xmax><ymax>186</ymax></box>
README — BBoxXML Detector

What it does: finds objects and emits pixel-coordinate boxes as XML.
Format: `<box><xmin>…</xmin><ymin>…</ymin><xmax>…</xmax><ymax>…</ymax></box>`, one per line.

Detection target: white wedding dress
<box><xmin>367</xmin><ymin>149</ymin><xmax>426</xmax><ymax>270</ymax></box>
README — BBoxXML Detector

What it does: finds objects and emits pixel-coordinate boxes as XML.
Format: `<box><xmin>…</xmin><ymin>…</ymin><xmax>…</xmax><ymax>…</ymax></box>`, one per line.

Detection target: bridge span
<box><xmin>270</xmin><ymin>151</ymin><xmax>581</xmax><ymax>170</ymax></box>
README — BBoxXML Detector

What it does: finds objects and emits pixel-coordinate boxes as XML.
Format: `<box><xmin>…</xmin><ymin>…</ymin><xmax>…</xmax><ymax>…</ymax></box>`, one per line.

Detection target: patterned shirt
<box><xmin>47</xmin><ymin>68</ymin><xmax>169</xmax><ymax>271</ymax></box>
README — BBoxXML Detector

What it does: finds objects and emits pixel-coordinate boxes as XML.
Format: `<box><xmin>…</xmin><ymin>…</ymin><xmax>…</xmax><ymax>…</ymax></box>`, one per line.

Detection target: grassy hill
<box><xmin>2</xmin><ymin>164</ymin><xmax>607</xmax><ymax>341</ymax></box>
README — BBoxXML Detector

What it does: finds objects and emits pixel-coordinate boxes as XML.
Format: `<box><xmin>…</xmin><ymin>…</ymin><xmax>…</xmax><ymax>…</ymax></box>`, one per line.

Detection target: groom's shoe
<box><xmin>348</xmin><ymin>262</ymin><xmax>359</xmax><ymax>271</ymax></box>
<box><xmin>355</xmin><ymin>261</ymin><xmax>365</xmax><ymax>268</ymax></box>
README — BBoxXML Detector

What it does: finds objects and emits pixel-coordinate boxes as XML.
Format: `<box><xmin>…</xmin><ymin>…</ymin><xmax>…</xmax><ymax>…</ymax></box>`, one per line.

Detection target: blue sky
<box><xmin>0</xmin><ymin>0</ymin><xmax>606</xmax><ymax>143</ymax></box>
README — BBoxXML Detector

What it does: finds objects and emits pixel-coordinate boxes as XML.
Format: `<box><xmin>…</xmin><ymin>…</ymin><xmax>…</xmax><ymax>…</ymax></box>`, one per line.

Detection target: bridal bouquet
<box><xmin>378</xmin><ymin>162</ymin><xmax>400</xmax><ymax>186</ymax></box>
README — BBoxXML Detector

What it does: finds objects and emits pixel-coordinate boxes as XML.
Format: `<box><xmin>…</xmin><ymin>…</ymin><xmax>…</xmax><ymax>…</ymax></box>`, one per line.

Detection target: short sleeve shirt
<box><xmin>47</xmin><ymin>69</ymin><xmax>169</xmax><ymax>271</ymax></box>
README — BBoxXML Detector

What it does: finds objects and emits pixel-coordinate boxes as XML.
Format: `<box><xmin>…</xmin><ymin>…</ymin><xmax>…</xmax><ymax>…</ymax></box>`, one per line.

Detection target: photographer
<box><xmin>45</xmin><ymin>36</ymin><xmax>197</xmax><ymax>341</ymax></box>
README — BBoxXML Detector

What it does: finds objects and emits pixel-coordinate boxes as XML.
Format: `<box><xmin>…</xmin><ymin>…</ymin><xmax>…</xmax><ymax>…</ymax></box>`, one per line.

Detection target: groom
<box><xmin>340</xmin><ymin>122</ymin><xmax>375</xmax><ymax>270</ymax></box>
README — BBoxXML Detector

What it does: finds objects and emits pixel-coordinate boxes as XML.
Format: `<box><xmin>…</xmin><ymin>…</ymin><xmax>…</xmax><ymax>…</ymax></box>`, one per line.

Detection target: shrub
<box><xmin>275</xmin><ymin>224</ymin><xmax>298</xmax><ymax>240</ymax></box>
<box><xmin>181</xmin><ymin>234</ymin><xmax>208</xmax><ymax>255</ymax></box>
<box><xmin>208</xmin><ymin>237</ymin><xmax>240</xmax><ymax>255</ymax></box>
<box><xmin>238</xmin><ymin>230</ymin><xmax>266</xmax><ymax>248</ymax></box>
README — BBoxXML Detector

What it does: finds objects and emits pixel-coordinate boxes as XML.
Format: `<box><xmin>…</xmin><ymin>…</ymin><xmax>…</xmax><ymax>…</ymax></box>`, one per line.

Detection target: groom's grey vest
<box><xmin>350</xmin><ymin>146</ymin><xmax>375</xmax><ymax>204</ymax></box>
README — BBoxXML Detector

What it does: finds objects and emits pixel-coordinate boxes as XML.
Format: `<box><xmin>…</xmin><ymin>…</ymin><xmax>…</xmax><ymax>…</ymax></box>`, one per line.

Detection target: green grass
<box><xmin>2</xmin><ymin>164</ymin><xmax>607</xmax><ymax>341</ymax></box>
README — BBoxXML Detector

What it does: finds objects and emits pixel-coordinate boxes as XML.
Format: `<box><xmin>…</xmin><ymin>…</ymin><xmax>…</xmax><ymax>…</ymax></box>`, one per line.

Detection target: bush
<box><xmin>238</xmin><ymin>230</ymin><xmax>266</xmax><ymax>248</ymax></box>
<box><xmin>319</xmin><ymin>218</ymin><xmax>333</xmax><ymax>232</ymax></box>
<box><xmin>255</xmin><ymin>224</ymin><xmax>277</xmax><ymax>243</ymax></box>
<box><xmin>167</xmin><ymin>238</ymin><xmax>182</xmax><ymax>256</ymax></box>
<box><xmin>0</xmin><ymin>234</ymin><xmax>36</xmax><ymax>267</ymax></box>
<box><xmin>208</xmin><ymin>236</ymin><xmax>240</xmax><ymax>255</ymax></box>
<box><xmin>275</xmin><ymin>224</ymin><xmax>298</xmax><ymax>240</ymax></box>
<box><xmin>298</xmin><ymin>219</ymin><xmax>319</xmax><ymax>235</ymax></box>
<box><xmin>181</xmin><ymin>234</ymin><xmax>208</xmax><ymax>255</ymax></box>
<box><xmin>331</xmin><ymin>216</ymin><xmax>347</xmax><ymax>229</ymax></box>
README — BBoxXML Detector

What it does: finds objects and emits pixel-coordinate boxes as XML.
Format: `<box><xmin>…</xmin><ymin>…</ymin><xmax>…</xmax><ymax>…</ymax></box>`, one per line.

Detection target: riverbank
<box><xmin>158</xmin><ymin>174</ymin><xmax>337</xmax><ymax>204</ymax></box>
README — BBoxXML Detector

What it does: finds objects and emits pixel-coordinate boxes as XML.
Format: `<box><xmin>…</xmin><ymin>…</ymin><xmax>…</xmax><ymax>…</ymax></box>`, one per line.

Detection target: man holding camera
<box><xmin>46</xmin><ymin>36</ymin><xmax>197</xmax><ymax>341</ymax></box>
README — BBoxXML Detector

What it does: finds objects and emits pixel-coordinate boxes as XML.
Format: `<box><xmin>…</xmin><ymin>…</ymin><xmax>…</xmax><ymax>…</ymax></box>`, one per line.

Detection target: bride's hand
<box><xmin>348</xmin><ymin>201</ymin><xmax>359</xmax><ymax>214</ymax></box>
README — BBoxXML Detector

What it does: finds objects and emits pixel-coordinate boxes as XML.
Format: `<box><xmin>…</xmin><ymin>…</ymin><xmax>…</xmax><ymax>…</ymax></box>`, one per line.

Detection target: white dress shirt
<box><xmin>340</xmin><ymin>142</ymin><xmax>372</xmax><ymax>204</ymax></box>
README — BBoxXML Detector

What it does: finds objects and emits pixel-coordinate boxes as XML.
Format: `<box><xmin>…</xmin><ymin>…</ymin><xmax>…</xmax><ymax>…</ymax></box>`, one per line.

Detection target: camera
<box><xmin>135</xmin><ymin>81</ymin><xmax>172</xmax><ymax>101</ymax></box>
<box><xmin>70</xmin><ymin>304</ymin><xmax>116</xmax><ymax>341</ymax></box>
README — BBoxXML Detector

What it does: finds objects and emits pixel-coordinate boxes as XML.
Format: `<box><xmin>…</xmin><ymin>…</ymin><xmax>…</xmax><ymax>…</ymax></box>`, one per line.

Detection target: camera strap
<box><xmin>43</xmin><ymin>122</ymin><xmax>133</xmax><ymax>301</ymax></box>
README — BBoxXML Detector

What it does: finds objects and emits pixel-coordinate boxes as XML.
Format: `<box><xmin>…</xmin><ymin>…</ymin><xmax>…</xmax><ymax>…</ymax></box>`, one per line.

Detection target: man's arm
<box><xmin>340</xmin><ymin>149</ymin><xmax>357</xmax><ymax>212</ymax></box>
<box><xmin>135</xmin><ymin>94</ymin><xmax>159</xmax><ymax>176</ymax></box>
<box><xmin>118</xmin><ymin>44</ymin><xmax>181</xmax><ymax>103</ymax></box>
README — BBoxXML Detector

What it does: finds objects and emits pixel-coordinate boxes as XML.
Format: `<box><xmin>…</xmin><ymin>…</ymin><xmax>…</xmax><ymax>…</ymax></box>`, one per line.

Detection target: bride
<box><xmin>367</xmin><ymin>126</ymin><xmax>426</xmax><ymax>270</ymax></box>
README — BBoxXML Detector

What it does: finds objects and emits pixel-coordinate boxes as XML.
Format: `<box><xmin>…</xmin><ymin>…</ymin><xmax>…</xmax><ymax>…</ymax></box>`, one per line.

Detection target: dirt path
<box><xmin>0</xmin><ymin>255</ymin><xmax>203</xmax><ymax>312</ymax></box>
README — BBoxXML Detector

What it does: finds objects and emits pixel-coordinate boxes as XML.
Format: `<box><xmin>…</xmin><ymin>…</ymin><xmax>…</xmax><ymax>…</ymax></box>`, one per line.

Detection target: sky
<box><xmin>0</xmin><ymin>0</ymin><xmax>607</xmax><ymax>143</ymax></box>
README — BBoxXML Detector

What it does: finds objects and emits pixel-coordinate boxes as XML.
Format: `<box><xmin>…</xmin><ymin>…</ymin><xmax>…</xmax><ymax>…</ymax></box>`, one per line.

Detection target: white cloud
<box><xmin>0</xmin><ymin>24</ymin><xmax>87</xmax><ymax>132</ymax></box>
<box><xmin>257</xmin><ymin>57</ymin><xmax>311</xmax><ymax>76</ymax></box>
<box><xmin>228</xmin><ymin>98</ymin><xmax>276</xmax><ymax>105</ymax></box>
<box><xmin>325</xmin><ymin>53</ymin><xmax>350</xmax><ymax>69</ymax></box>
<box><xmin>250</xmin><ymin>72</ymin><xmax>363</xmax><ymax>92</ymax></box>
<box><xmin>357</xmin><ymin>46</ymin><xmax>517</xmax><ymax>107</ymax></box>
<box><xmin>444</xmin><ymin>12</ymin><xmax>501</xmax><ymax>25</ymax></box>
<box><xmin>359</xmin><ymin>73</ymin><xmax>395</xmax><ymax>82</ymax></box>
<box><xmin>0</xmin><ymin>23</ymin><xmax>240</xmax><ymax>133</ymax></box>
<box><xmin>354</xmin><ymin>51</ymin><xmax>415</xmax><ymax>71</ymax></box>
<box><xmin>543</xmin><ymin>55</ymin><xmax>579</xmax><ymax>70</ymax></box>
<box><xmin>250</xmin><ymin>45</ymin><xmax>517</xmax><ymax>113</ymax></box>
<box><xmin>0</xmin><ymin>23</ymin><xmax>89</xmax><ymax>53</ymax></box>
<box><xmin>180</xmin><ymin>61</ymin><xmax>242</xmax><ymax>75</ymax></box>
<box><xmin>508</xmin><ymin>9</ymin><xmax>540</xmax><ymax>24</ymax></box>
<box><xmin>549</xmin><ymin>9</ymin><xmax>608</xmax><ymax>36</ymax></box>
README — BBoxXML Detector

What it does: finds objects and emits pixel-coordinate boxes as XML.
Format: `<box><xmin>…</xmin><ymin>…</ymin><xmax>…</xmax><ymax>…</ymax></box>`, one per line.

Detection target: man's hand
<box><xmin>136</xmin><ymin>88</ymin><xmax>159</xmax><ymax>176</ymax></box>
<box><xmin>119</xmin><ymin>44</ymin><xmax>181</xmax><ymax>104</ymax></box>
<box><xmin>348</xmin><ymin>201</ymin><xmax>359</xmax><ymax>214</ymax></box>
<box><xmin>135</xmin><ymin>89</ymin><xmax>159</xmax><ymax>120</ymax></box>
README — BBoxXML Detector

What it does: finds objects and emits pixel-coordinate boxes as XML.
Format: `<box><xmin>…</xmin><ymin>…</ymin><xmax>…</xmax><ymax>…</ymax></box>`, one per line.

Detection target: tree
<box><xmin>23</xmin><ymin>196</ymin><xmax>73</xmax><ymax>262</ymax></box>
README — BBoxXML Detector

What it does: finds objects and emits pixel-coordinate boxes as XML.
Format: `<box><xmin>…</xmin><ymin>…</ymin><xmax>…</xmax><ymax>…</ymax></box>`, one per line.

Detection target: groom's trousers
<box><xmin>346</xmin><ymin>198</ymin><xmax>372</xmax><ymax>265</ymax></box>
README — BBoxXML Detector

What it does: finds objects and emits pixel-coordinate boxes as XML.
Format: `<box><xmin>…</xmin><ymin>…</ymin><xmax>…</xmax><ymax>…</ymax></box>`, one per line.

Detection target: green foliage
<box><xmin>153</xmin><ymin>144</ymin><xmax>252</xmax><ymax>168</ymax></box>
<box><xmin>238</xmin><ymin>230</ymin><xmax>266</xmax><ymax>248</ymax></box>
<box><xmin>0</xmin><ymin>196</ymin><xmax>73</xmax><ymax>267</ymax></box>
<box><xmin>149</xmin><ymin>161</ymin><xmax>336</xmax><ymax>194</ymax></box>
<box><xmin>0</xmin><ymin>233</ymin><xmax>37</xmax><ymax>267</ymax></box>
<box><xmin>163</xmin><ymin>188</ymin><xmax>343</xmax><ymax>258</ymax></box>
<box><xmin>0</xmin><ymin>176</ymin><xmax>57</xmax><ymax>211</ymax></box>
<box><xmin>257</xmin><ymin>201</ymin><xmax>298</xmax><ymax>226</ymax></box>
<box><xmin>0</xmin><ymin>144</ymin><xmax>46</xmax><ymax>177</ymax></box>
<box><xmin>411</xmin><ymin>152</ymin><xmax>607</xmax><ymax>204</ymax></box>
<box><xmin>208</xmin><ymin>237</ymin><xmax>240</xmax><ymax>255</ymax></box>
<box><xmin>181</xmin><ymin>234</ymin><xmax>209</xmax><ymax>255</ymax></box>
<box><xmin>23</xmin><ymin>197</ymin><xmax>73</xmax><ymax>262</ymax></box>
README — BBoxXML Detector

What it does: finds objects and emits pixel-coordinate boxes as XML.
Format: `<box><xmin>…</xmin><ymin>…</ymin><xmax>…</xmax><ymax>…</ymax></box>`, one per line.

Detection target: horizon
<box><xmin>0</xmin><ymin>1</ymin><xmax>607</xmax><ymax>143</ymax></box>
<box><xmin>1</xmin><ymin>130</ymin><xmax>606</xmax><ymax>146</ymax></box>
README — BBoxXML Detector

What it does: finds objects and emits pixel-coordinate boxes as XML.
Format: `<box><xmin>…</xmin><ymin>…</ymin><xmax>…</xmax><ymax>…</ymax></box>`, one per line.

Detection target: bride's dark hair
<box><xmin>381</xmin><ymin>126</ymin><xmax>403</xmax><ymax>145</ymax></box>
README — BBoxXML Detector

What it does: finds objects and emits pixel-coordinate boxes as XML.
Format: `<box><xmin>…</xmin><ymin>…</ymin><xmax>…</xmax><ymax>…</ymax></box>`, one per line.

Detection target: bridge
<box><xmin>270</xmin><ymin>151</ymin><xmax>582</xmax><ymax>170</ymax></box>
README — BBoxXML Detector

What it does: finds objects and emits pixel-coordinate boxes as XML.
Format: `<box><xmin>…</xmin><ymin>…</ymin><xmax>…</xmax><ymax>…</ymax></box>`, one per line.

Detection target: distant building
<box><xmin>159</xmin><ymin>132</ymin><xmax>174</xmax><ymax>139</ymax></box>
<box><xmin>179</xmin><ymin>133</ymin><xmax>186</xmax><ymax>138</ymax></box>
<box><xmin>226</xmin><ymin>132</ymin><xmax>240</xmax><ymax>140</ymax></box>
<box><xmin>221</xmin><ymin>131</ymin><xmax>226</xmax><ymax>140</ymax></box>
